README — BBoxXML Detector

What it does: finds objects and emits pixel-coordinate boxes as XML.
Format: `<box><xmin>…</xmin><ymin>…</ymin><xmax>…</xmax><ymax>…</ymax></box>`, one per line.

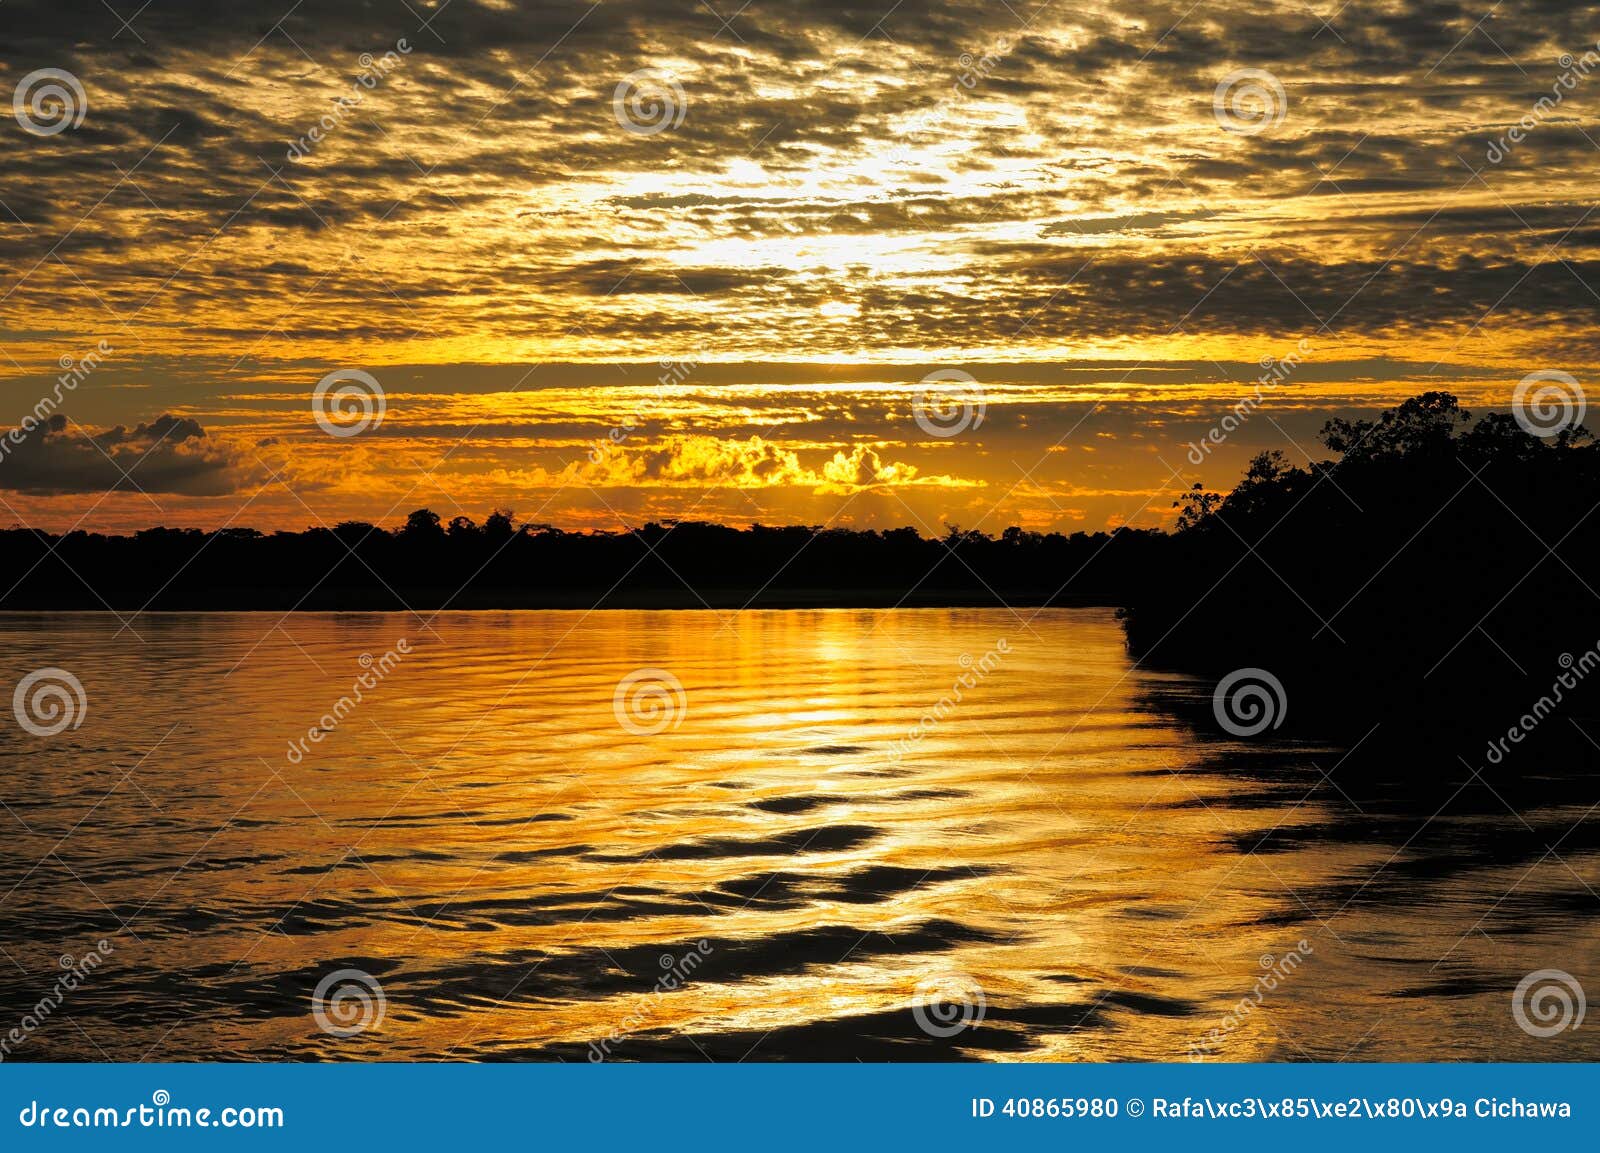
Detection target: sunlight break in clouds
<box><xmin>1</xmin><ymin>0</ymin><xmax>1596</xmax><ymax>532</ymax></box>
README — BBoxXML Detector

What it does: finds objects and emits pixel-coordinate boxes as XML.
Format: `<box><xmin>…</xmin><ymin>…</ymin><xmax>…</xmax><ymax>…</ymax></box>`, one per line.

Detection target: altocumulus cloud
<box><xmin>3</xmin><ymin>0</ymin><xmax>1597</xmax><ymax>534</ymax></box>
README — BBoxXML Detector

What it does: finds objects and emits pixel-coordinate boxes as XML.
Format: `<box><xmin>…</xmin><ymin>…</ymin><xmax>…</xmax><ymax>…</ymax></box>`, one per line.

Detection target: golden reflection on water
<box><xmin>0</xmin><ymin>608</ymin><xmax>1594</xmax><ymax>1061</ymax></box>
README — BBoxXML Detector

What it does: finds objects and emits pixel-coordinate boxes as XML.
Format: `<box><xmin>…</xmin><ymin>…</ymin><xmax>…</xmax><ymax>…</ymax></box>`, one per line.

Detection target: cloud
<box><xmin>0</xmin><ymin>413</ymin><xmax>256</xmax><ymax>495</ymax></box>
<box><xmin>638</xmin><ymin>434</ymin><xmax>808</xmax><ymax>486</ymax></box>
<box><xmin>3</xmin><ymin>0</ymin><xmax>1597</xmax><ymax>534</ymax></box>
<box><xmin>820</xmin><ymin>445</ymin><xmax>919</xmax><ymax>489</ymax></box>
<box><xmin>7</xmin><ymin>0</ymin><xmax>1597</xmax><ymax>364</ymax></box>
<box><xmin>577</xmin><ymin>434</ymin><xmax>962</xmax><ymax>492</ymax></box>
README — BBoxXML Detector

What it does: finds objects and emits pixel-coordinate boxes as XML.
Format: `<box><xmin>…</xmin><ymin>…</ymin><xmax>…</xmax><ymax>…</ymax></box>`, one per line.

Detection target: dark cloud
<box><xmin>0</xmin><ymin>413</ymin><xmax>256</xmax><ymax>495</ymax></box>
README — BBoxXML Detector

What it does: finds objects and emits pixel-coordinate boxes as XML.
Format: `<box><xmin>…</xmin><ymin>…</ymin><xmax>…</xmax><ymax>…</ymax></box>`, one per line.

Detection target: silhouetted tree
<box><xmin>1126</xmin><ymin>390</ymin><xmax>1600</xmax><ymax>743</ymax></box>
<box><xmin>402</xmin><ymin>508</ymin><xmax>444</xmax><ymax>540</ymax></box>
<box><xmin>484</xmin><ymin>508</ymin><xmax>517</xmax><ymax>543</ymax></box>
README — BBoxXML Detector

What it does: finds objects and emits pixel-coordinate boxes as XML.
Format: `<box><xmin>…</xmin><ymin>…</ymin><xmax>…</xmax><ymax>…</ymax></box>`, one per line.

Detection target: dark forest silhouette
<box><xmin>1124</xmin><ymin>391</ymin><xmax>1600</xmax><ymax>746</ymax></box>
<box><xmin>7</xmin><ymin>391</ymin><xmax>1600</xmax><ymax>750</ymax></box>
<box><xmin>0</xmin><ymin>504</ymin><xmax>1167</xmax><ymax>611</ymax></box>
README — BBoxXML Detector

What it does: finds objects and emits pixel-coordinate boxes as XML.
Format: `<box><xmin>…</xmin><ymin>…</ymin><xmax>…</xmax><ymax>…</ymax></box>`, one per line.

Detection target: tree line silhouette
<box><xmin>0</xmin><ymin>504</ymin><xmax>1168</xmax><ymax>611</ymax></box>
<box><xmin>7</xmin><ymin>391</ymin><xmax>1598</xmax><ymax>751</ymax></box>
<box><xmin>1122</xmin><ymin>391</ymin><xmax>1600</xmax><ymax>743</ymax></box>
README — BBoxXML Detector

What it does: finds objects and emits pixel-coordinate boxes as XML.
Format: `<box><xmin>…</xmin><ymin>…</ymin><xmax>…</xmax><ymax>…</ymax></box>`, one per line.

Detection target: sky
<box><xmin>1</xmin><ymin>0</ymin><xmax>1596</xmax><ymax>535</ymax></box>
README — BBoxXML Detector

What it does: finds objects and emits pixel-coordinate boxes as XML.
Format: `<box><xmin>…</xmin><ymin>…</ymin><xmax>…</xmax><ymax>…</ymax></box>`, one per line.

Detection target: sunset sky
<box><xmin>1</xmin><ymin>0</ymin><xmax>1595</xmax><ymax>534</ymax></box>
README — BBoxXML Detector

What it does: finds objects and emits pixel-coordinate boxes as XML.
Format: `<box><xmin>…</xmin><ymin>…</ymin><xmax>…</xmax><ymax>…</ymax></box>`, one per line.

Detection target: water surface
<box><xmin>0</xmin><ymin>609</ymin><xmax>1593</xmax><ymax>1060</ymax></box>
